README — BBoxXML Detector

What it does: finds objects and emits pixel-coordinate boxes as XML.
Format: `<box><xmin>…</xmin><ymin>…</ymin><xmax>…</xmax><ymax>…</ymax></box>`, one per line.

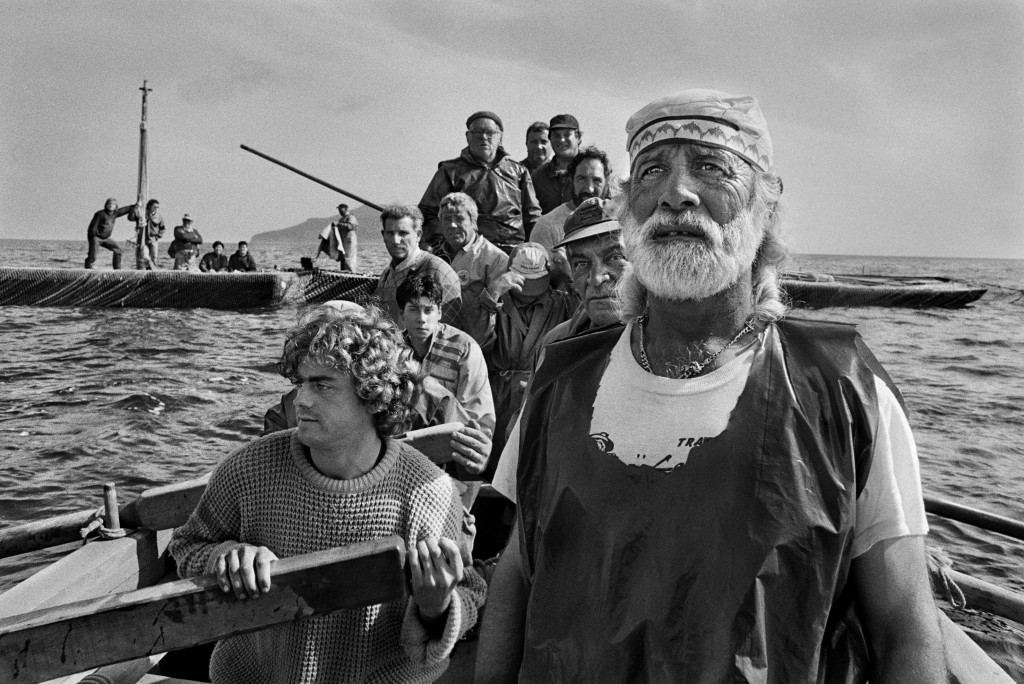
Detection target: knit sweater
<box><xmin>168</xmin><ymin>430</ymin><xmax>486</xmax><ymax>683</ymax></box>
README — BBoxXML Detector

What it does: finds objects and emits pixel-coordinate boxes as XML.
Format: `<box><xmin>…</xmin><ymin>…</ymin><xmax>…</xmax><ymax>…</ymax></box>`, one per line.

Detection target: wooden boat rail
<box><xmin>0</xmin><ymin>538</ymin><xmax>406</xmax><ymax>683</ymax></box>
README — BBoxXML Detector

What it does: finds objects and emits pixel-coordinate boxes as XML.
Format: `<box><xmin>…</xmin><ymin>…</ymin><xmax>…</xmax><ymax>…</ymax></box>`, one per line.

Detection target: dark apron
<box><xmin>516</xmin><ymin>319</ymin><xmax>901</xmax><ymax>683</ymax></box>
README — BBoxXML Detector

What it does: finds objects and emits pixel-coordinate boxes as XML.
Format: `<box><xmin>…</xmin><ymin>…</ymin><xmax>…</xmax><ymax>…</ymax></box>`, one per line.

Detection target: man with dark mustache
<box><xmin>477</xmin><ymin>90</ymin><xmax>945</xmax><ymax>683</ymax></box>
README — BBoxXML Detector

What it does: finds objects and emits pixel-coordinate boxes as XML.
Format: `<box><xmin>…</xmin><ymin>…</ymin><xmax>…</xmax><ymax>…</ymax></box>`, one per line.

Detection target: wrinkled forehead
<box><xmin>630</xmin><ymin>141</ymin><xmax>749</xmax><ymax>176</ymax></box>
<box><xmin>566</xmin><ymin>231</ymin><xmax>624</xmax><ymax>257</ymax></box>
<box><xmin>440</xmin><ymin>205</ymin><xmax>473</xmax><ymax>221</ymax></box>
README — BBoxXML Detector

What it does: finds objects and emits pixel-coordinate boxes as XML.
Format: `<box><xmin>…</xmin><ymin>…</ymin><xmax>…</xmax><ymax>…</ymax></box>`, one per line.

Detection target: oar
<box><xmin>240</xmin><ymin>144</ymin><xmax>383</xmax><ymax>212</ymax></box>
<box><xmin>923</xmin><ymin>494</ymin><xmax>1024</xmax><ymax>541</ymax></box>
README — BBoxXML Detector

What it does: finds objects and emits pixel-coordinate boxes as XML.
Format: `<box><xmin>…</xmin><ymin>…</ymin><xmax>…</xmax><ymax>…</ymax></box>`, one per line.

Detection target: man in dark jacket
<box><xmin>518</xmin><ymin>121</ymin><xmax>552</xmax><ymax>174</ymax></box>
<box><xmin>419</xmin><ymin>111</ymin><xmax>541</xmax><ymax>253</ymax></box>
<box><xmin>228</xmin><ymin>241</ymin><xmax>257</xmax><ymax>272</ymax></box>
<box><xmin>531</xmin><ymin>114</ymin><xmax>582</xmax><ymax>214</ymax></box>
<box><xmin>199</xmin><ymin>241</ymin><xmax>230</xmax><ymax>272</ymax></box>
<box><xmin>85</xmin><ymin>198</ymin><xmax>135</xmax><ymax>269</ymax></box>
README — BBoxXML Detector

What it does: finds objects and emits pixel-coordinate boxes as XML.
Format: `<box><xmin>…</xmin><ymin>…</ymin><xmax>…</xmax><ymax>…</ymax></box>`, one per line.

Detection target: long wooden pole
<box><xmin>240</xmin><ymin>144</ymin><xmax>383</xmax><ymax>212</ymax></box>
<box><xmin>923</xmin><ymin>494</ymin><xmax>1024</xmax><ymax>541</ymax></box>
<box><xmin>135</xmin><ymin>80</ymin><xmax>152</xmax><ymax>270</ymax></box>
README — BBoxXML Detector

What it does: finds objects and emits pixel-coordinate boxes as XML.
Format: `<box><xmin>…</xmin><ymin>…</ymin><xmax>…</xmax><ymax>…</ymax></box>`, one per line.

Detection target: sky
<box><xmin>1</xmin><ymin>0</ymin><xmax>1022</xmax><ymax>259</ymax></box>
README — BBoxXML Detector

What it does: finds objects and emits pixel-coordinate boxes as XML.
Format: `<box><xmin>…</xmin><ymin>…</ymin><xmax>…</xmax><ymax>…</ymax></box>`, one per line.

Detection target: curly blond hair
<box><xmin>278</xmin><ymin>304</ymin><xmax>422</xmax><ymax>438</ymax></box>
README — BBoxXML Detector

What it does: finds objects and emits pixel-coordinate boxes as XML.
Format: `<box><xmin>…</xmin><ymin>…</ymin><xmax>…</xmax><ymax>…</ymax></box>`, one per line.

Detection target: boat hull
<box><xmin>0</xmin><ymin>267</ymin><xmax>289</xmax><ymax>310</ymax></box>
<box><xmin>781</xmin><ymin>274</ymin><xmax>986</xmax><ymax>309</ymax></box>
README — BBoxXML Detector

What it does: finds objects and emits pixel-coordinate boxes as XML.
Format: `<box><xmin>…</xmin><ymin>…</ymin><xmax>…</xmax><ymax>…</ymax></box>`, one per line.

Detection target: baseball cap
<box><xmin>509</xmin><ymin>242</ymin><xmax>550</xmax><ymax>279</ymax></box>
<box><xmin>549</xmin><ymin>114</ymin><xmax>579</xmax><ymax>130</ymax></box>
<box><xmin>182</xmin><ymin>213</ymin><xmax>192</xmax><ymax>221</ymax></box>
<box><xmin>556</xmin><ymin>197</ymin><xmax>621</xmax><ymax>248</ymax></box>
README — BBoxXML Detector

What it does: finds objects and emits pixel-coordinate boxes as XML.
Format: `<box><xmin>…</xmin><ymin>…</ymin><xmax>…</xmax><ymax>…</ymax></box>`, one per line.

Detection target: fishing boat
<box><xmin>781</xmin><ymin>272</ymin><xmax>987</xmax><ymax>309</ymax></box>
<box><xmin>0</xmin><ymin>267</ymin><xmax>292</xmax><ymax>310</ymax></box>
<box><xmin>1</xmin><ymin>422</ymin><xmax>1021</xmax><ymax>683</ymax></box>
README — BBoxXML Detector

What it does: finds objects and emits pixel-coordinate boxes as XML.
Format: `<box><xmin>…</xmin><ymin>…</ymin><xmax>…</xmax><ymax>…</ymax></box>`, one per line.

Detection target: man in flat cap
<box><xmin>478</xmin><ymin>90</ymin><xmax>945</xmax><ymax>682</ymax></box>
<box><xmin>531</xmin><ymin>114</ymin><xmax>583</xmax><ymax>215</ymax></box>
<box><xmin>419</xmin><ymin>111</ymin><xmax>541</xmax><ymax>255</ymax></box>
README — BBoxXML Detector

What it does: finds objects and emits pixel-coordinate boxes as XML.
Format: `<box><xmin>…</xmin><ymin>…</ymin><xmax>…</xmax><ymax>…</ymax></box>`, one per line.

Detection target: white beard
<box><xmin>621</xmin><ymin>204</ymin><xmax>765</xmax><ymax>302</ymax></box>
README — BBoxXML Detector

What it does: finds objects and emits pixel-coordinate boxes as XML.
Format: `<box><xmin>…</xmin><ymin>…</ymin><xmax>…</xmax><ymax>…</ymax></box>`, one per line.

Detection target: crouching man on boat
<box><xmin>169</xmin><ymin>304</ymin><xmax>486</xmax><ymax>683</ymax></box>
<box><xmin>476</xmin><ymin>90</ymin><xmax>947</xmax><ymax>683</ymax></box>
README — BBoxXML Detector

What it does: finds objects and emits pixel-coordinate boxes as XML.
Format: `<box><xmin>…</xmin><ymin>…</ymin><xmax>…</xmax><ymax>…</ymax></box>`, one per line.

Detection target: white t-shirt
<box><xmin>492</xmin><ymin>323</ymin><xmax>927</xmax><ymax>557</ymax></box>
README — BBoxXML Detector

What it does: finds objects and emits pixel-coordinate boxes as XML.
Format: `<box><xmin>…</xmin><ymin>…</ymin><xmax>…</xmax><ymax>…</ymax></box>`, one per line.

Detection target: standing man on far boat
<box><xmin>519</xmin><ymin>121</ymin><xmax>552</xmax><ymax>174</ymax></box>
<box><xmin>84</xmin><ymin>197</ymin><xmax>136</xmax><ymax>269</ymax></box>
<box><xmin>376</xmin><ymin>204</ymin><xmax>462</xmax><ymax>329</ymax></box>
<box><xmin>228</xmin><ymin>241</ymin><xmax>258</xmax><ymax>272</ymax></box>
<box><xmin>419</xmin><ymin>111</ymin><xmax>541</xmax><ymax>253</ymax></box>
<box><xmin>531</xmin><ymin>114</ymin><xmax>582</xmax><ymax>214</ymax></box>
<box><xmin>130</xmin><ymin>199</ymin><xmax>166</xmax><ymax>269</ymax></box>
<box><xmin>315</xmin><ymin>203</ymin><xmax>359</xmax><ymax>272</ymax></box>
<box><xmin>477</xmin><ymin>89</ymin><xmax>946</xmax><ymax>683</ymax></box>
<box><xmin>170</xmin><ymin>214</ymin><xmax>203</xmax><ymax>271</ymax></box>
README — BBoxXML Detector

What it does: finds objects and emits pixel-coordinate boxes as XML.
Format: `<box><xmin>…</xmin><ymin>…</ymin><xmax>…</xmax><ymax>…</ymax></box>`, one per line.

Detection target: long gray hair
<box><xmin>616</xmin><ymin>170</ymin><xmax>789</xmax><ymax>324</ymax></box>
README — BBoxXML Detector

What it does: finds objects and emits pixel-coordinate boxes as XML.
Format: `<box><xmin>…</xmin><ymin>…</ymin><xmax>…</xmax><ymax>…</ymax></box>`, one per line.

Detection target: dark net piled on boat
<box><xmin>0</xmin><ymin>267</ymin><xmax>289</xmax><ymax>310</ymax></box>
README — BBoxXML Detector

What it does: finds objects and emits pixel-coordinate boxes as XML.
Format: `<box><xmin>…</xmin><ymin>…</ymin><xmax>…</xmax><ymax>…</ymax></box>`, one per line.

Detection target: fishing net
<box><xmin>0</xmin><ymin>267</ymin><xmax>291</xmax><ymax>310</ymax></box>
<box><xmin>299</xmin><ymin>270</ymin><xmax>378</xmax><ymax>305</ymax></box>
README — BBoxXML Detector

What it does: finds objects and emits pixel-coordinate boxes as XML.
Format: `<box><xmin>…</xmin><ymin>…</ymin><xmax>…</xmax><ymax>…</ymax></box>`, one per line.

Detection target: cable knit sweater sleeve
<box><xmin>400</xmin><ymin>444</ymin><xmax>488</xmax><ymax>665</ymax></box>
<box><xmin>168</xmin><ymin>446</ymin><xmax>248</xmax><ymax>579</ymax></box>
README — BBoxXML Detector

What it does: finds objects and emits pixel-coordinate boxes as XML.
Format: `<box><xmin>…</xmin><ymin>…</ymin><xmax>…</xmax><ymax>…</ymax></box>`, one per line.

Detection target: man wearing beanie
<box><xmin>418</xmin><ymin>111</ymin><xmax>541</xmax><ymax>254</ymax></box>
<box><xmin>479</xmin><ymin>90</ymin><xmax>945</xmax><ymax>682</ymax></box>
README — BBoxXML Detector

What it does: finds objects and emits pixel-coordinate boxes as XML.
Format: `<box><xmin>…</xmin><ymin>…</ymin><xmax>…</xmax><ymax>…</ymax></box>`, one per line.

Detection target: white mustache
<box><xmin>641</xmin><ymin>209</ymin><xmax>719</xmax><ymax>240</ymax></box>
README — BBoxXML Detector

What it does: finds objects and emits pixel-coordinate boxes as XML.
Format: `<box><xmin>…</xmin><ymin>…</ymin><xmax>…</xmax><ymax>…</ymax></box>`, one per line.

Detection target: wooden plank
<box><xmin>0</xmin><ymin>537</ymin><xmax>406</xmax><ymax>683</ymax></box>
<box><xmin>402</xmin><ymin>422</ymin><xmax>462</xmax><ymax>465</ymax></box>
<box><xmin>947</xmin><ymin>568</ymin><xmax>1024</xmax><ymax>625</ymax></box>
<box><xmin>939</xmin><ymin>611</ymin><xmax>1015</xmax><ymax>683</ymax></box>
<box><xmin>119</xmin><ymin>475</ymin><xmax>210</xmax><ymax>532</ymax></box>
<box><xmin>0</xmin><ymin>510</ymin><xmax>100</xmax><ymax>560</ymax></box>
<box><xmin>0</xmin><ymin>529</ymin><xmax>172</xmax><ymax>618</ymax></box>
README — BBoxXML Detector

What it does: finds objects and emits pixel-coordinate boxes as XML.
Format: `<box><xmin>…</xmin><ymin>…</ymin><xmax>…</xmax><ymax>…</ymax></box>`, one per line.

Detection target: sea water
<box><xmin>1</xmin><ymin>240</ymin><xmax>1022</xmax><ymax>608</ymax></box>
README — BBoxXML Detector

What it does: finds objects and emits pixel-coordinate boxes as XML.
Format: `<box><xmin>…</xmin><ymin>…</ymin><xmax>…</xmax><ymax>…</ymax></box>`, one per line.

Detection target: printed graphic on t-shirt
<box><xmin>590</xmin><ymin>431</ymin><xmax>711</xmax><ymax>470</ymax></box>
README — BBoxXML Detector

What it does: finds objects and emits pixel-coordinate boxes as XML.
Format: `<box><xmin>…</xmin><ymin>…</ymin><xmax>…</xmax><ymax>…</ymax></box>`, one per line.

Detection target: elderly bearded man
<box><xmin>477</xmin><ymin>90</ymin><xmax>946</xmax><ymax>683</ymax></box>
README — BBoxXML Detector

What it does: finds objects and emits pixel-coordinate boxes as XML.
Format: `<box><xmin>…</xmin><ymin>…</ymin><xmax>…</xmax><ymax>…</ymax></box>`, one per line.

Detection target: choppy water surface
<box><xmin>2</xmin><ymin>241</ymin><xmax>1023</xmax><ymax>607</ymax></box>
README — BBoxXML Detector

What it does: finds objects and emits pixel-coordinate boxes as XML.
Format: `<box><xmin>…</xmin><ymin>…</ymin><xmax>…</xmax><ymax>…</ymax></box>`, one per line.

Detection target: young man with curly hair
<box><xmin>169</xmin><ymin>304</ymin><xmax>486</xmax><ymax>683</ymax></box>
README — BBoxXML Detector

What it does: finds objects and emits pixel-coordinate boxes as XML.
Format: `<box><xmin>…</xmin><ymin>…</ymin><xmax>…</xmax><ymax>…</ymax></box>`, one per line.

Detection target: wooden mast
<box><xmin>134</xmin><ymin>80</ymin><xmax>152</xmax><ymax>269</ymax></box>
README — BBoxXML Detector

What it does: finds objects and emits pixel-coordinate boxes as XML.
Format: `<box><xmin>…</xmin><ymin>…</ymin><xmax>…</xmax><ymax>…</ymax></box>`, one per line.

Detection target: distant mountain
<box><xmin>250</xmin><ymin>205</ymin><xmax>382</xmax><ymax>245</ymax></box>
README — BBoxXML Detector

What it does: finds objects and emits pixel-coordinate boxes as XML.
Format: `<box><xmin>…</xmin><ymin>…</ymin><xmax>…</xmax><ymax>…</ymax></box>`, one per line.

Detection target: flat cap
<box><xmin>466</xmin><ymin>111</ymin><xmax>503</xmax><ymax>131</ymax></box>
<box><xmin>626</xmin><ymin>89</ymin><xmax>773</xmax><ymax>172</ymax></box>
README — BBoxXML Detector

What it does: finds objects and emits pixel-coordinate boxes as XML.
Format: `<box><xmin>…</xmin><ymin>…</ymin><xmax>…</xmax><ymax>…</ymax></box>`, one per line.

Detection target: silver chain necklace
<box><xmin>636</xmin><ymin>313</ymin><xmax>756</xmax><ymax>378</ymax></box>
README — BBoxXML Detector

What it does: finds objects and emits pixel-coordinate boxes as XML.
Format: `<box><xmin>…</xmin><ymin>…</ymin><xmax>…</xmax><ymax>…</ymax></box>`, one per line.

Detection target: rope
<box><xmin>927</xmin><ymin>543</ymin><xmax>967</xmax><ymax>609</ymax></box>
